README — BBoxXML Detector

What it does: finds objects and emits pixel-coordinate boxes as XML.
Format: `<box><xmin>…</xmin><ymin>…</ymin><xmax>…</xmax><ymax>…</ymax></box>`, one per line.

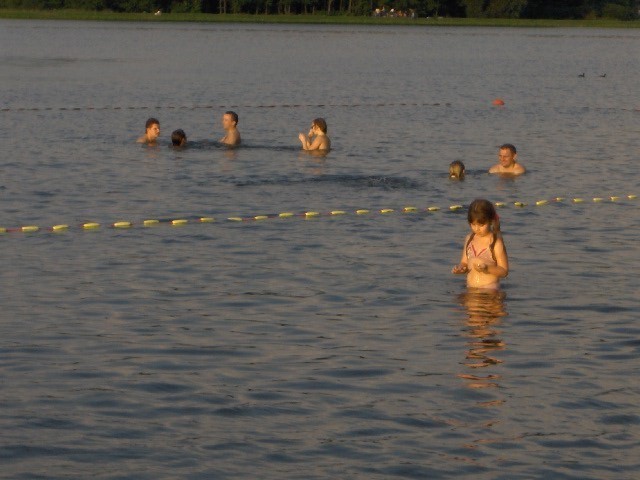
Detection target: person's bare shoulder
<box><xmin>513</xmin><ymin>163</ymin><xmax>526</xmax><ymax>174</ymax></box>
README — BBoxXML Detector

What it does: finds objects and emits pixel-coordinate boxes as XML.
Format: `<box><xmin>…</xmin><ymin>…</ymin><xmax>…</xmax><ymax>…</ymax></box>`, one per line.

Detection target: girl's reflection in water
<box><xmin>456</xmin><ymin>289</ymin><xmax>507</xmax><ymax>403</ymax></box>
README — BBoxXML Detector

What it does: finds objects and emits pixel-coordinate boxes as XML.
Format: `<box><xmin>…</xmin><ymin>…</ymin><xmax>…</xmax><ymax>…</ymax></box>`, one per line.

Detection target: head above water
<box><xmin>224</xmin><ymin>111</ymin><xmax>238</xmax><ymax>126</ymax></box>
<box><xmin>143</xmin><ymin>117</ymin><xmax>160</xmax><ymax>143</ymax></box>
<box><xmin>499</xmin><ymin>143</ymin><xmax>517</xmax><ymax>155</ymax></box>
<box><xmin>498</xmin><ymin>143</ymin><xmax>518</xmax><ymax>168</ymax></box>
<box><xmin>145</xmin><ymin>117</ymin><xmax>160</xmax><ymax>130</ymax></box>
<box><xmin>171</xmin><ymin>129</ymin><xmax>186</xmax><ymax>146</ymax></box>
<box><xmin>312</xmin><ymin>118</ymin><xmax>328</xmax><ymax>134</ymax></box>
<box><xmin>468</xmin><ymin>199</ymin><xmax>500</xmax><ymax>232</ymax></box>
<box><xmin>449</xmin><ymin>160</ymin><xmax>465</xmax><ymax>179</ymax></box>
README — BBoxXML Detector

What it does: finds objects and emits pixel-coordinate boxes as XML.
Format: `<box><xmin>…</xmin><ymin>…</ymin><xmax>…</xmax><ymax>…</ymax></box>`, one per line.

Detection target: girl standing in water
<box><xmin>452</xmin><ymin>199</ymin><xmax>509</xmax><ymax>290</ymax></box>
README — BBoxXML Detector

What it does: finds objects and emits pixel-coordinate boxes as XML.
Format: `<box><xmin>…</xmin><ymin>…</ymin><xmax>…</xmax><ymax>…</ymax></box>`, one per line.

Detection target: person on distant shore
<box><xmin>137</xmin><ymin>117</ymin><xmax>160</xmax><ymax>145</ymax></box>
<box><xmin>298</xmin><ymin>118</ymin><xmax>331</xmax><ymax>151</ymax></box>
<box><xmin>449</xmin><ymin>160</ymin><xmax>465</xmax><ymax>180</ymax></box>
<box><xmin>452</xmin><ymin>199</ymin><xmax>509</xmax><ymax>290</ymax></box>
<box><xmin>489</xmin><ymin>143</ymin><xmax>525</xmax><ymax>175</ymax></box>
<box><xmin>220</xmin><ymin>111</ymin><xmax>241</xmax><ymax>146</ymax></box>
<box><xmin>171</xmin><ymin>129</ymin><xmax>187</xmax><ymax>147</ymax></box>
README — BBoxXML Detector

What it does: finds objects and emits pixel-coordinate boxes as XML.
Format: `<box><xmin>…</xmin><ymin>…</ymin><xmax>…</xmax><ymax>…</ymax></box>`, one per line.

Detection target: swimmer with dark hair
<box><xmin>298</xmin><ymin>118</ymin><xmax>331</xmax><ymax>151</ymax></box>
<box><xmin>220</xmin><ymin>111</ymin><xmax>241</xmax><ymax>146</ymax></box>
<box><xmin>171</xmin><ymin>129</ymin><xmax>187</xmax><ymax>147</ymax></box>
<box><xmin>449</xmin><ymin>160</ymin><xmax>465</xmax><ymax>180</ymax></box>
<box><xmin>452</xmin><ymin>199</ymin><xmax>509</xmax><ymax>290</ymax></box>
<box><xmin>489</xmin><ymin>143</ymin><xmax>525</xmax><ymax>175</ymax></box>
<box><xmin>137</xmin><ymin>117</ymin><xmax>160</xmax><ymax>145</ymax></box>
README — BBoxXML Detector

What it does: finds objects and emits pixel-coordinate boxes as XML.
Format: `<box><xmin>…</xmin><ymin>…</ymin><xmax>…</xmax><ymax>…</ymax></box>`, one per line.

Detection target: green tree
<box><xmin>485</xmin><ymin>0</ymin><xmax>526</xmax><ymax>17</ymax></box>
<box><xmin>462</xmin><ymin>0</ymin><xmax>485</xmax><ymax>16</ymax></box>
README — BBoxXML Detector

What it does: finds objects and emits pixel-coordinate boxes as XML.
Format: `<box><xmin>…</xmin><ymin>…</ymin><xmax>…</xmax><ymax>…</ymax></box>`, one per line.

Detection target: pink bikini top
<box><xmin>465</xmin><ymin>233</ymin><xmax>497</xmax><ymax>264</ymax></box>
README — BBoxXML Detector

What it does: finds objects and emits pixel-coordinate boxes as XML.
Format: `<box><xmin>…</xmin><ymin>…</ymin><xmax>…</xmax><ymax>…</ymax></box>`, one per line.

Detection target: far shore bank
<box><xmin>2</xmin><ymin>9</ymin><xmax>640</xmax><ymax>28</ymax></box>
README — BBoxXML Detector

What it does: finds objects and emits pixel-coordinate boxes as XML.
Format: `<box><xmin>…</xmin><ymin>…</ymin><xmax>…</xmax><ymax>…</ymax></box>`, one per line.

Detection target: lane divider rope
<box><xmin>0</xmin><ymin>102</ymin><xmax>453</xmax><ymax>114</ymax></box>
<box><xmin>1</xmin><ymin>194</ymin><xmax>636</xmax><ymax>236</ymax></box>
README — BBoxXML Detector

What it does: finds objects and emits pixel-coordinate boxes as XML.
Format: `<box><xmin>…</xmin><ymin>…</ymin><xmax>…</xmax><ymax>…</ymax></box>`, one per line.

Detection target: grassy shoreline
<box><xmin>1</xmin><ymin>9</ymin><xmax>640</xmax><ymax>27</ymax></box>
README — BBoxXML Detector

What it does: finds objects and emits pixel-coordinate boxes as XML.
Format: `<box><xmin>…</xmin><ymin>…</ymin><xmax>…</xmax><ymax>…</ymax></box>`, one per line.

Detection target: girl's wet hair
<box><xmin>171</xmin><ymin>129</ymin><xmax>186</xmax><ymax>146</ymax></box>
<box><xmin>313</xmin><ymin>118</ymin><xmax>328</xmax><ymax>133</ymax></box>
<box><xmin>468</xmin><ymin>199</ymin><xmax>500</xmax><ymax>232</ymax></box>
<box><xmin>466</xmin><ymin>199</ymin><xmax>501</xmax><ymax>261</ymax></box>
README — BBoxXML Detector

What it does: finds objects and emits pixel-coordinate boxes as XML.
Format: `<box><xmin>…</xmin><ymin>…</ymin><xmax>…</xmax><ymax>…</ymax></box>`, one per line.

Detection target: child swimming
<box><xmin>171</xmin><ymin>129</ymin><xmax>187</xmax><ymax>147</ymax></box>
<box><xmin>449</xmin><ymin>160</ymin><xmax>465</xmax><ymax>180</ymax></box>
<box><xmin>452</xmin><ymin>199</ymin><xmax>509</xmax><ymax>289</ymax></box>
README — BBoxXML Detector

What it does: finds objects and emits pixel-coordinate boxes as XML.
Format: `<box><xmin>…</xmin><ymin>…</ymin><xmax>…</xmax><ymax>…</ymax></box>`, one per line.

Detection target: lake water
<box><xmin>1</xmin><ymin>19</ymin><xmax>639</xmax><ymax>479</ymax></box>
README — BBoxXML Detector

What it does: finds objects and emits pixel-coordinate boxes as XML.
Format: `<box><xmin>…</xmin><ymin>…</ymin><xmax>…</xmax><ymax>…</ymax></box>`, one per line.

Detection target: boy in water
<box><xmin>299</xmin><ymin>118</ymin><xmax>331</xmax><ymax>151</ymax></box>
<box><xmin>220</xmin><ymin>111</ymin><xmax>241</xmax><ymax>146</ymax></box>
<box><xmin>137</xmin><ymin>118</ymin><xmax>160</xmax><ymax>145</ymax></box>
<box><xmin>489</xmin><ymin>143</ymin><xmax>525</xmax><ymax>175</ymax></box>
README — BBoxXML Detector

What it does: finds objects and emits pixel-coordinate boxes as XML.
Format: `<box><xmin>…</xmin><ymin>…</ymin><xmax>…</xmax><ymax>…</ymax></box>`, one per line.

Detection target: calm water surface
<box><xmin>1</xmin><ymin>20</ymin><xmax>639</xmax><ymax>479</ymax></box>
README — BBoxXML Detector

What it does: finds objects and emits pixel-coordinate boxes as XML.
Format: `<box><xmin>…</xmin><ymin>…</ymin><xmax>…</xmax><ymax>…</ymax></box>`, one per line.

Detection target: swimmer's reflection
<box><xmin>143</xmin><ymin>144</ymin><xmax>160</xmax><ymax>160</ymax></box>
<box><xmin>456</xmin><ymin>289</ymin><xmax>507</xmax><ymax>394</ymax></box>
<box><xmin>297</xmin><ymin>152</ymin><xmax>328</xmax><ymax>175</ymax></box>
<box><xmin>222</xmin><ymin>147</ymin><xmax>238</xmax><ymax>162</ymax></box>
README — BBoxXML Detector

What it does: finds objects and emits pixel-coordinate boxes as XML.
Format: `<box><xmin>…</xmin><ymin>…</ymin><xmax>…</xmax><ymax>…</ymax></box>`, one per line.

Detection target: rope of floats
<box><xmin>2</xmin><ymin>193</ymin><xmax>637</xmax><ymax>236</ymax></box>
<box><xmin>0</xmin><ymin>102</ymin><xmax>453</xmax><ymax>113</ymax></box>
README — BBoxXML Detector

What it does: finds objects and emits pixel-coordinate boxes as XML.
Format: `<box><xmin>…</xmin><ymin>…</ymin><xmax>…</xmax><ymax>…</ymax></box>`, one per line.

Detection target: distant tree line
<box><xmin>1</xmin><ymin>0</ymin><xmax>638</xmax><ymax>19</ymax></box>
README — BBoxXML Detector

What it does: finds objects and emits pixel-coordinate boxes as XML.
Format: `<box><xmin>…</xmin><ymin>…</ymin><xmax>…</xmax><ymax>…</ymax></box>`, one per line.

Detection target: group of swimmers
<box><xmin>136</xmin><ymin>114</ymin><xmax>331</xmax><ymax>152</ymax></box>
<box><xmin>449</xmin><ymin>144</ymin><xmax>527</xmax><ymax>290</ymax></box>
<box><xmin>447</xmin><ymin>145</ymin><xmax>526</xmax><ymax>291</ymax></box>
<box><xmin>136</xmin><ymin>112</ymin><xmax>241</xmax><ymax>148</ymax></box>
<box><xmin>138</xmin><ymin>113</ymin><xmax>524</xmax><ymax>292</ymax></box>
<box><xmin>449</xmin><ymin>143</ymin><xmax>526</xmax><ymax>179</ymax></box>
